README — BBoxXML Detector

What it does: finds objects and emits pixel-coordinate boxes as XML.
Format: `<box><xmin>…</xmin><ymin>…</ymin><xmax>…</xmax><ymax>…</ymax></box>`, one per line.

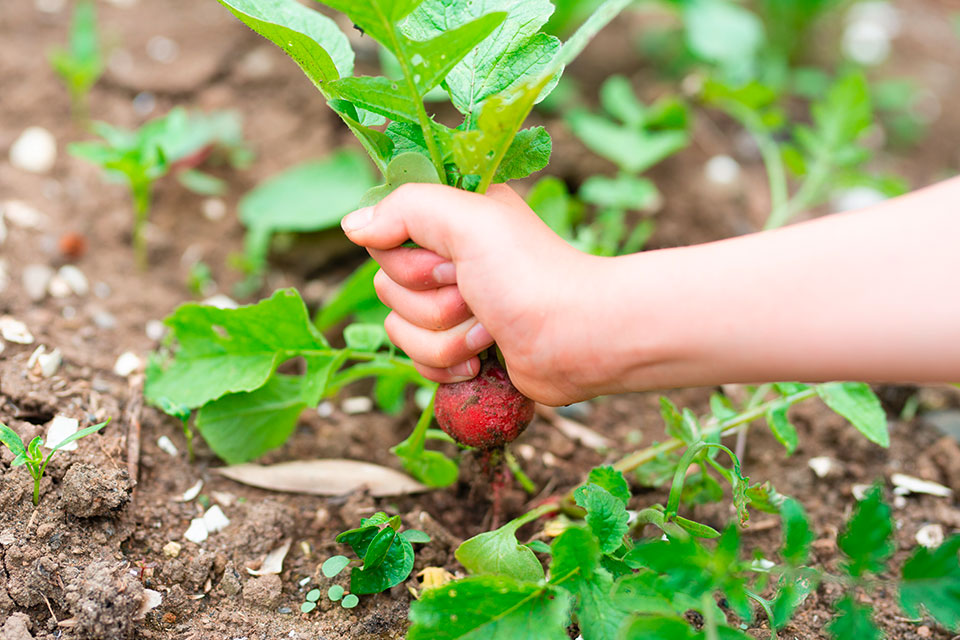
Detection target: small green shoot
<box><xmin>0</xmin><ymin>419</ymin><xmax>110</xmax><ymax>506</ymax></box>
<box><xmin>49</xmin><ymin>0</ymin><xmax>104</xmax><ymax>122</ymax></box>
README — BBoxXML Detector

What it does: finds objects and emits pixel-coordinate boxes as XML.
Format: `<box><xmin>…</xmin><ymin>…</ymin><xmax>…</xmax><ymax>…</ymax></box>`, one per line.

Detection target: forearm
<box><xmin>598</xmin><ymin>177</ymin><xmax>960</xmax><ymax>391</ymax></box>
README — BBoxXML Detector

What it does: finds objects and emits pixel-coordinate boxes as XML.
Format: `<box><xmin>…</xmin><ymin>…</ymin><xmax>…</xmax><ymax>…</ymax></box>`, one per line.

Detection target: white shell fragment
<box><xmin>45</xmin><ymin>416</ymin><xmax>80</xmax><ymax>451</ymax></box>
<box><xmin>202</xmin><ymin>198</ymin><xmax>227</xmax><ymax>221</ymax></box>
<box><xmin>915</xmin><ymin>524</ymin><xmax>945</xmax><ymax>549</ymax></box>
<box><xmin>852</xmin><ymin>484</ymin><xmax>872</xmax><ymax>501</ymax></box>
<box><xmin>891</xmin><ymin>473</ymin><xmax>953</xmax><ymax>498</ymax></box>
<box><xmin>28</xmin><ymin>345</ymin><xmax>62</xmax><ymax>378</ymax></box>
<box><xmin>183</xmin><ymin>518</ymin><xmax>208</xmax><ymax>544</ymax></box>
<box><xmin>2</xmin><ymin>201</ymin><xmax>44</xmax><ymax>229</ymax></box>
<box><xmin>113</xmin><ymin>351</ymin><xmax>143</xmax><ymax>377</ymax></box>
<box><xmin>808</xmin><ymin>456</ymin><xmax>836</xmax><ymax>479</ymax></box>
<box><xmin>704</xmin><ymin>155</ymin><xmax>741</xmax><ymax>187</ymax></box>
<box><xmin>202</xmin><ymin>505</ymin><xmax>230</xmax><ymax>534</ymax></box>
<box><xmin>342</xmin><ymin>396</ymin><xmax>373</xmax><ymax>414</ymax></box>
<box><xmin>156</xmin><ymin>436</ymin><xmax>179</xmax><ymax>457</ymax></box>
<box><xmin>175</xmin><ymin>480</ymin><xmax>204</xmax><ymax>503</ymax></box>
<box><xmin>48</xmin><ymin>275</ymin><xmax>72</xmax><ymax>299</ymax></box>
<box><xmin>23</xmin><ymin>265</ymin><xmax>54</xmax><ymax>302</ymax></box>
<box><xmin>9</xmin><ymin>127</ymin><xmax>57</xmax><ymax>174</ymax></box>
<box><xmin>58</xmin><ymin>265</ymin><xmax>89</xmax><ymax>296</ymax></box>
<box><xmin>138</xmin><ymin>589</ymin><xmax>163</xmax><ymax>619</ymax></box>
<box><xmin>248</xmin><ymin>539</ymin><xmax>292</xmax><ymax>576</ymax></box>
<box><xmin>145</xmin><ymin>320</ymin><xmax>167</xmax><ymax>341</ymax></box>
<box><xmin>0</xmin><ymin>316</ymin><xmax>34</xmax><ymax>344</ymax></box>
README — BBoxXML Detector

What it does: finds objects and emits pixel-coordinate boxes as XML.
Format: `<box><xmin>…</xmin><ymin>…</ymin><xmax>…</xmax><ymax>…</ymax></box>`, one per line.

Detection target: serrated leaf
<box><xmin>146</xmin><ymin>289</ymin><xmax>328</xmax><ymax>410</ymax></box>
<box><xmin>826</xmin><ymin>595</ymin><xmax>881</xmax><ymax>640</ymax></box>
<box><xmin>780</xmin><ymin>498</ymin><xmax>813</xmax><ymax>566</ymax></box>
<box><xmin>817</xmin><ymin>382</ymin><xmax>889</xmax><ymax>447</ymax></box>
<box><xmin>216</xmin><ymin>0</ymin><xmax>353</xmax><ymax>90</ymax></box>
<box><xmin>328</xmin><ymin>76</ymin><xmax>423</xmax><ymax>123</ymax></box>
<box><xmin>660</xmin><ymin>397</ymin><xmax>697</xmax><ymax>444</ymax></box>
<box><xmin>600</xmin><ymin>75</ymin><xmax>645</xmax><ymax>127</ymax></box>
<box><xmin>766</xmin><ymin>404</ymin><xmax>799</xmax><ymax>454</ymax></box>
<box><xmin>492</xmin><ymin>126</ymin><xmax>552</xmax><ymax>182</ymax></box>
<box><xmin>586</xmin><ymin>466</ymin><xmax>631</xmax><ymax>506</ymax></box>
<box><xmin>567</xmin><ymin>110</ymin><xmax>688</xmax><ymax>174</ymax></box>
<box><xmin>407</xmin><ymin>575</ymin><xmax>570</xmax><ymax>640</ymax></box>
<box><xmin>837</xmin><ymin>484</ymin><xmax>894</xmax><ymax>577</ymax></box>
<box><xmin>359</xmin><ymin>152</ymin><xmax>442</xmax><ymax>207</ymax></box>
<box><xmin>574</xmin><ymin>483</ymin><xmax>629</xmax><ymax>554</ymax></box>
<box><xmin>900</xmin><ymin>535</ymin><xmax>960</xmax><ymax>630</ymax></box>
<box><xmin>195</xmin><ymin>374</ymin><xmax>307</xmax><ymax>464</ymax></box>
<box><xmin>456</xmin><ymin>513</ymin><xmax>545</xmax><ymax>582</ymax></box>
<box><xmin>619</xmin><ymin>616</ymin><xmax>699</xmax><ymax>640</ymax></box>
<box><xmin>770</xmin><ymin>570</ymin><xmax>818</xmax><ymax>629</ymax></box>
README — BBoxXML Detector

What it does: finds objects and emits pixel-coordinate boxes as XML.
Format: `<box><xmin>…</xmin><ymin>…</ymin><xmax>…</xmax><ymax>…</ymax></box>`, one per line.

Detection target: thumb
<box><xmin>341</xmin><ymin>183</ymin><xmax>485</xmax><ymax>260</ymax></box>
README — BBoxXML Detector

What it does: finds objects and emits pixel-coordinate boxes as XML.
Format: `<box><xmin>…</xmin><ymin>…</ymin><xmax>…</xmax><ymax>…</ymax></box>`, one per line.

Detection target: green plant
<box><xmin>0</xmin><ymin>420</ymin><xmax>110</xmax><ymax>506</ymax></box>
<box><xmin>70</xmin><ymin>108</ymin><xmax>253</xmax><ymax>268</ymax></box>
<box><xmin>49</xmin><ymin>0</ymin><xmax>104</xmax><ymax>122</ymax></box>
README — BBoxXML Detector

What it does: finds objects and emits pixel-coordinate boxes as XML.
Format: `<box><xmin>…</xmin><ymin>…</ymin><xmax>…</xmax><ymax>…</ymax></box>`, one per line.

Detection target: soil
<box><xmin>1</xmin><ymin>1</ymin><xmax>959</xmax><ymax>639</ymax></box>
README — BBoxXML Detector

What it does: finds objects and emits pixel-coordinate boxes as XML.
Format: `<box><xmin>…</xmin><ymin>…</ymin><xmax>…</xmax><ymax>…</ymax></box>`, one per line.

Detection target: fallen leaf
<box><xmin>536</xmin><ymin>405</ymin><xmax>612</xmax><ymax>450</ymax></box>
<box><xmin>214</xmin><ymin>459</ymin><xmax>428</xmax><ymax>497</ymax></box>
<box><xmin>248</xmin><ymin>538</ymin><xmax>292</xmax><ymax>576</ymax></box>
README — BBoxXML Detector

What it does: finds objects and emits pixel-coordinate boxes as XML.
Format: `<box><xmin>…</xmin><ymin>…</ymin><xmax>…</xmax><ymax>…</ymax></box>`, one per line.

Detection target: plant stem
<box><xmin>32</xmin><ymin>476</ymin><xmax>40</xmax><ymax>507</ymax></box>
<box><xmin>504</xmin><ymin>449</ymin><xmax>536</xmax><ymax>494</ymax></box>
<box><xmin>701</xmin><ymin>593</ymin><xmax>720</xmax><ymax>640</ymax></box>
<box><xmin>131</xmin><ymin>179</ymin><xmax>151</xmax><ymax>270</ymax></box>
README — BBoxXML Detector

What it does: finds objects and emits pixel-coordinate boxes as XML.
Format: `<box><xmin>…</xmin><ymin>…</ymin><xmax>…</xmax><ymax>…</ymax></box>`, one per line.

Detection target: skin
<box><xmin>341</xmin><ymin>178</ymin><xmax>960</xmax><ymax>407</ymax></box>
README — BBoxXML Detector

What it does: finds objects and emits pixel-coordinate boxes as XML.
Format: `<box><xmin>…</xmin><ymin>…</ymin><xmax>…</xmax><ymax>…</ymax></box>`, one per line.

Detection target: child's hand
<box><xmin>341</xmin><ymin>183</ymin><xmax>608</xmax><ymax>406</ymax></box>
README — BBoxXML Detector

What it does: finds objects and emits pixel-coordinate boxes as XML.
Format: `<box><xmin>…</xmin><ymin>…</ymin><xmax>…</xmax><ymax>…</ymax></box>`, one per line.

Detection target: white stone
<box><xmin>47</xmin><ymin>275</ymin><xmax>72</xmax><ymax>299</ymax></box>
<box><xmin>146</xmin><ymin>36</ymin><xmax>179</xmax><ymax>63</ymax></box>
<box><xmin>183</xmin><ymin>518</ymin><xmax>208</xmax><ymax>544</ymax></box>
<box><xmin>28</xmin><ymin>345</ymin><xmax>62</xmax><ymax>378</ymax></box>
<box><xmin>915</xmin><ymin>524</ymin><xmax>944</xmax><ymax>549</ymax></box>
<box><xmin>0</xmin><ymin>316</ymin><xmax>34</xmax><ymax>344</ymax></box>
<box><xmin>202</xmin><ymin>505</ymin><xmax>230</xmax><ymax>533</ymax></box>
<box><xmin>93</xmin><ymin>281</ymin><xmax>111</xmax><ymax>298</ymax></box>
<box><xmin>341</xmin><ymin>396</ymin><xmax>373</xmax><ymax>414</ymax></box>
<box><xmin>891</xmin><ymin>473</ymin><xmax>953</xmax><ymax>498</ymax></box>
<box><xmin>45</xmin><ymin>416</ymin><xmax>79</xmax><ymax>451</ymax></box>
<box><xmin>35</xmin><ymin>0</ymin><xmax>67</xmax><ymax>13</ymax></box>
<box><xmin>847</xmin><ymin>1</ymin><xmax>901</xmax><ymax>36</ymax></box>
<box><xmin>852</xmin><ymin>484</ymin><xmax>872</xmax><ymax>501</ymax></box>
<box><xmin>808</xmin><ymin>456</ymin><xmax>836</xmax><ymax>479</ymax></box>
<box><xmin>132</xmin><ymin>92</ymin><xmax>156</xmax><ymax>117</ymax></box>
<box><xmin>704</xmin><ymin>155</ymin><xmax>741</xmax><ymax>187</ymax></box>
<box><xmin>139</xmin><ymin>589</ymin><xmax>163</xmax><ymax>618</ymax></box>
<box><xmin>146</xmin><ymin>320</ymin><xmax>167</xmax><ymax>341</ymax></box>
<box><xmin>157</xmin><ymin>436</ymin><xmax>179</xmax><ymax>457</ymax></box>
<box><xmin>316</xmin><ymin>401</ymin><xmax>334</xmax><ymax>418</ymax></box>
<box><xmin>113</xmin><ymin>351</ymin><xmax>143</xmax><ymax>377</ymax></box>
<box><xmin>22</xmin><ymin>264</ymin><xmax>54</xmax><ymax>302</ymax></box>
<box><xmin>9</xmin><ymin>127</ymin><xmax>57</xmax><ymax>174</ymax></box>
<box><xmin>58</xmin><ymin>265</ymin><xmax>89</xmax><ymax>296</ymax></box>
<box><xmin>175</xmin><ymin>480</ymin><xmax>204</xmax><ymax>503</ymax></box>
<box><xmin>92</xmin><ymin>310</ymin><xmax>117</xmax><ymax>330</ymax></box>
<box><xmin>842</xmin><ymin>20</ymin><xmax>891</xmax><ymax>66</ymax></box>
<box><xmin>831</xmin><ymin>187</ymin><xmax>887</xmax><ymax>213</ymax></box>
<box><xmin>2</xmin><ymin>201</ymin><xmax>44</xmax><ymax>228</ymax></box>
<box><xmin>202</xmin><ymin>198</ymin><xmax>227</xmax><ymax>221</ymax></box>
<box><xmin>202</xmin><ymin>294</ymin><xmax>239</xmax><ymax>310</ymax></box>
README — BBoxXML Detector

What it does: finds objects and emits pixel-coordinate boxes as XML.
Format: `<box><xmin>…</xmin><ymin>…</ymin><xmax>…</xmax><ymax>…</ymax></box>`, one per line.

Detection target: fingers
<box><xmin>411</xmin><ymin>358</ymin><xmax>483</xmax><ymax>384</ymax></box>
<box><xmin>368</xmin><ymin>246</ymin><xmax>455</xmax><ymax>290</ymax></box>
<box><xmin>373</xmin><ymin>269</ymin><xmax>471</xmax><ymax>330</ymax></box>
<box><xmin>384</xmin><ymin>311</ymin><xmax>494</xmax><ymax>371</ymax></box>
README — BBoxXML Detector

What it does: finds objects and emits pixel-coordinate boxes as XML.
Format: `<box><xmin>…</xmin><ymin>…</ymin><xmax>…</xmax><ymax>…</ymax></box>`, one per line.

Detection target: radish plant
<box><xmin>49</xmin><ymin>0</ymin><xmax>103</xmax><ymax>122</ymax></box>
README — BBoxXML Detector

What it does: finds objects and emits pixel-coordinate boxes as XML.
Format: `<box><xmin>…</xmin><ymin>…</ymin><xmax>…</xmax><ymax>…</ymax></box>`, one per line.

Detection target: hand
<box><xmin>341</xmin><ymin>183</ymin><xmax>608</xmax><ymax>406</ymax></box>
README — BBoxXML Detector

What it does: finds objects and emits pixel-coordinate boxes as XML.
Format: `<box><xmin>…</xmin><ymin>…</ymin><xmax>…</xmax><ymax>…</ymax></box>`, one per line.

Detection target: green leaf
<box><xmin>567</xmin><ymin>110</ymin><xmax>689</xmax><ymax>174</ymax></box>
<box><xmin>177</xmin><ymin>169</ymin><xmax>227</xmax><ymax>196</ymax></box>
<box><xmin>300</xmin><ymin>601</ymin><xmax>316</xmax><ymax>613</ymax></box>
<box><xmin>780</xmin><ymin>498</ymin><xmax>813</xmax><ymax>566</ymax></box>
<box><xmin>215</xmin><ymin>0</ymin><xmax>353</xmax><ymax>90</ymax></box>
<box><xmin>900</xmin><ymin>535</ymin><xmax>960</xmax><ymax>630</ymax></box>
<box><xmin>673</xmin><ymin>516</ymin><xmax>720</xmax><ymax>539</ymax></box>
<box><xmin>306</xmin><ymin>588</ymin><xmax>321</xmax><ymax>602</ymax></box>
<box><xmin>327</xmin><ymin>584</ymin><xmax>345</xmax><ymax>601</ymax></box>
<box><xmin>0</xmin><ymin>424</ymin><xmax>27</xmax><ymax>460</ymax></box>
<box><xmin>579</xmin><ymin>174</ymin><xmax>659</xmax><ymax>211</ymax></box>
<box><xmin>314</xmin><ymin>259</ymin><xmax>386</xmax><ymax>332</ymax></box>
<box><xmin>301</xmin><ymin>352</ymin><xmax>349</xmax><ymax>408</ymax></box>
<box><xmin>396</xmin><ymin>449</ymin><xmax>459</xmax><ymax>488</ymax></box>
<box><xmin>404</xmin><ymin>0</ymin><xmax>561</xmax><ymax>120</ymax></box>
<box><xmin>328</xmin><ymin>76</ymin><xmax>423</xmax><ymax>123</ymax></box>
<box><xmin>817</xmin><ymin>382</ymin><xmax>889</xmax><ymax>447</ymax></box>
<box><xmin>341</xmin><ymin>593</ymin><xmax>359</xmax><ymax>608</ymax></box>
<box><xmin>526</xmin><ymin>176</ymin><xmax>581</xmax><ymax>239</ymax></box>
<box><xmin>619</xmin><ymin>616</ymin><xmax>699</xmax><ymax>640</ymax></box>
<box><xmin>837</xmin><ymin>484</ymin><xmax>895</xmax><ymax>577</ymax></box>
<box><xmin>48</xmin><ymin>420</ymin><xmax>109</xmax><ymax>454</ymax></box>
<box><xmin>492</xmin><ymin>127</ymin><xmax>552</xmax><ymax>182</ymax></box>
<box><xmin>361</xmin><ymin>526</ymin><xmax>397</xmax><ymax>570</ymax></box>
<box><xmin>322</xmin><ymin>555</ymin><xmax>350</xmax><ymax>578</ymax></box>
<box><xmin>573</xmin><ymin>483</ymin><xmax>629</xmax><ymax>554</ymax></box>
<box><xmin>600</xmin><ymin>75</ymin><xmax>645</xmax><ymax>127</ymax></box>
<box><xmin>586</xmin><ymin>466</ymin><xmax>631</xmax><ymax>506</ymax></box>
<box><xmin>826</xmin><ymin>595</ymin><xmax>881</xmax><ymax>640</ymax></box>
<box><xmin>195</xmin><ymin>374</ymin><xmax>307</xmax><ymax>464</ymax></box>
<box><xmin>337</xmin><ymin>522</ymin><xmax>415</xmax><ymax>594</ymax></box>
<box><xmin>456</xmin><ymin>513</ymin><xmax>545</xmax><ymax>582</ymax></box>
<box><xmin>359</xmin><ymin>152</ymin><xmax>442</xmax><ymax>208</ymax></box>
<box><xmin>49</xmin><ymin>0</ymin><xmax>103</xmax><ymax>101</ymax></box>
<box><xmin>343</xmin><ymin>323</ymin><xmax>388</xmax><ymax>352</ymax></box>
<box><xmin>238</xmin><ymin>151</ymin><xmax>376</xmax><ymax>269</ymax></box>
<box><xmin>407</xmin><ymin>575</ymin><xmax>571</xmax><ymax>640</ymax></box>
<box><xmin>683</xmin><ymin>0</ymin><xmax>764</xmax><ymax>70</ymax></box>
<box><xmin>770</xmin><ymin>570</ymin><xmax>818</xmax><ymax>629</ymax></box>
<box><xmin>146</xmin><ymin>289</ymin><xmax>327</xmax><ymax>410</ymax></box>
<box><xmin>766</xmin><ymin>404</ymin><xmax>799</xmax><ymax>454</ymax></box>
<box><xmin>401</xmin><ymin>529</ymin><xmax>432</xmax><ymax>544</ymax></box>
<box><xmin>660</xmin><ymin>397</ymin><xmax>698</xmax><ymax>444</ymax></box>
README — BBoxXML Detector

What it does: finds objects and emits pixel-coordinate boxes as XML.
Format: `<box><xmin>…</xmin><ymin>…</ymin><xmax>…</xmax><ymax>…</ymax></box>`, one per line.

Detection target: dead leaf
<box><xmin>248</xmin><ymin>538</ymin><xmax>292</xmax><ymax>576</ymax></box>
<box><xmin>214</xmin><ymin>459</ymin><xmax>428</xmax><ymax>497</ymax></box>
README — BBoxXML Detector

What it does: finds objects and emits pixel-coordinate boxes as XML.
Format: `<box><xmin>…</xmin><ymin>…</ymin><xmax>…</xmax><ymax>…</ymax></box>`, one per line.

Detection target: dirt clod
<box><xmin>63</xmin><ymin>561</ymin><xmax>145</xmax><ymax>640</ymax></box>
<box><xmin>61</xmin><ymin>464</ymin><xmax>132</xmax><ymax>518</ymax></box>
<box><xmin>242</xmin><ymin>574</ymin><xmax>282</xmax><ymax>610</ymax></box>
<box><xmin>0</xmin><ymin>612</ymin><xmax>32</xmax><ymax>640</ymax></box>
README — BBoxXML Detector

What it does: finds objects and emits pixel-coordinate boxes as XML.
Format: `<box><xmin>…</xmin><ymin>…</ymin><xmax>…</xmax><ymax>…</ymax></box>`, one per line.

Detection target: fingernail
<box><xmin>341</xmin><ymin>206</ymin><xmax>374</xmax><ymax>233</ymax></box>
<box><xmin>446</xmin><ymin>359</ymin><xmax>475</xmax><ymax>379</ymax></box>
<box><xmin>432</xmin><ymin>262</ymin><xmax>456</xmax><ymax>284</ymax></box>
<box><xmin>465</xmin><ymin>322</ymin><xmax>493</xmax><ymax>351</ymax></box>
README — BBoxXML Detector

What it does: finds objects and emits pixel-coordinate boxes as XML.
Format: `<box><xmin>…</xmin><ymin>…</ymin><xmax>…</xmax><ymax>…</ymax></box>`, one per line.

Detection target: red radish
<box><xmin>435</xmin><ymin>357</ymin><xmax>534</xmax><ymax>449</ymax></box>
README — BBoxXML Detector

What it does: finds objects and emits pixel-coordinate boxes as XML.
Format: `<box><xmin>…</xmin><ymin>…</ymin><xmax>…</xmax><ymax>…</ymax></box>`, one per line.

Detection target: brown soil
<box><xmin>1</xmin><ymin>1</ymin><xmax>959</xmax><ymax>639</ymax></box>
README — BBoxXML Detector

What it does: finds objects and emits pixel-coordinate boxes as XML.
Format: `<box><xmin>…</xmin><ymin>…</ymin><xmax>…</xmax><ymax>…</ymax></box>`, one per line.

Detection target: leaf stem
<box><xmin>701</xmin><ymin>593</ymin><xmax>720</xmax><ymax>640</ymax></box>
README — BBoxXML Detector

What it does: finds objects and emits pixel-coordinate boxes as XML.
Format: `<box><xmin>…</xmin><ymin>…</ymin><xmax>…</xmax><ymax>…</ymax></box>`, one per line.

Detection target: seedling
<box><xmin>0</xmin><ymin>420</ymin><xmax>109</xmax><ymax>506</ymax></box>
<box><xmin>70</xmin><ymin>108</ymin><xmax>252</xmax><ymax>268</ymax></box>
<box><xmin>49</xmin><ymin>0</ymin><xmax>104</xmax><ymax>122</ymax></box>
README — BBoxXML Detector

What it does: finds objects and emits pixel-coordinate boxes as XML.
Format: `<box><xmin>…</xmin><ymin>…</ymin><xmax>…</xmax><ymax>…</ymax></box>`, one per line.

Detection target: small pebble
<box><xmin>316</xmin><ymin>401</ymin><xmax>334</xmax><ymax>418</ymax></box>
<box><xmin>132</xmin><ymin>91</ymin><xmax>157</xmax><ymax>117</ymax></box>
<box><xmin>203</xmin><ymin>505</ymin><xmax>230</xmax><ymax>533</ymax></box>
<box><xmin>831</xmin><ymin>187</ymin><xmax>887</xmax><ymax>213</ymax></box>
<box><xmin>851</xmin><ymin>484</ymin><xmax>872</xmax><ymax>501</ymax></box>
<box><xmin>93</xmin><ymin>281</ymin><xmax>112</xmax><ymax>298</ymax></box>
<box><xmin>202</xmin><ymin>294</ymin><xmax>239</xmax><ymax>310</ymax></box>
<box><xmin>2</xmin><ymin>201</ymin><xmax>44</xmax><ymax>228</ymax></box>
<box><xmin>202</xmin><ymin>198</ymin><xmax>227</xmax><ymax>221</ymax></box>
<box><xmin>0</xmin><ymin>316</ymin><xmax>34</xmax><ymax>344</ymax></box>
<box><xmin>176</xmin><ymin>480</ymin><xmax>204</xmax><ymax>502</ymax></box>
<box><xmin>915</xmin><ymin>523</ymin><xmax>944</xmax><ymax>549</ymax></box>
<box><xmin>146</xmin><ymin>320</ymin><xmax>167</xmax><ymax>341</ymax></box>
<box><xmin>542</xmin><ymin>451</ymin><xmax>558</xmax><ymax>467</ymax></box>
<box><xmin>184</xmin><ymin>518</ymin><xmax>208</xmax><ymax>544</ymax></box>
<box><xmin>35</xmin><ymin>0</ymin><xmax>67</xmax><ymax>13</ymax></box>
<box><xmin>58</xmin><ymin>265</ymin><xmax>89</xmax><ymax>296</ymax></box>
<box><xmin>917</xmin><ymin>626</ymin><xmax>932</xmax><ymax>638</ymax></box>
<box><xmin>704</xmin><ymin>155</ymin><xmax>741</xmax><ymax>187</ymax></box>
<box><xmin>9</xmin><ymin>127</ymin><xmax>57</xmax><ymax>174</ymax></box>
<box><xmin>113</xmin><ymin>351</ymin><xmax>142</xmax><ymax>377</ymax></box>
<box><xmin>45</xmin><ymin>416</ymin><xmax>80</xmax><ymax>451</ymax></box>
<box><xmin>93</xmin><ymin>310</ymin><xmax>117</xmax><ymax>330</ymax></box>
<box><xmin>22</xmin><ymin>264</ymin><xmax>54</xmax><ymax>301</ymax></box>
<box><xmin>807</xmin><ymin>456</ymin><xmax>836</xmax><ymax>479</ymax></box>
<box><xmin>0</xmin><ymin>210</ymin><xmax>6</xmax><ymax>247</ymax></box>
<box><xmin>146</xmin><ymin>36</ymin><xmax>179</xmax><ymax>63</ymax></box>
<box><xmin>516</xmin><ymin>444</ymin><xmax>536</xmax><ymax>461</ymax></box>
<box><xmin>842</xmin><ymin>19</ymin><xmax>891</xmax><ymax>66</ymax></box>
<box><xmin>28</xmin><ymin>345</ymin><xmax>62</xmax><ymax>378</ymax></box>
<box><xmin>157</xmin><ymin>436</ymin><xmax>179</xmax><ymax>457</ymax></box>
<box><xmin>341</xmin><ymin>396</ymin><xmax>373</xmax><ymax>414</ymax></box>
<box><xmin>48</xmin><ymin>275</ymin><xmax>72</xmax><ymax>298</ymax></box>
<box><xmin>163</xmin><ymin>541</ymin><xmax>182</xmax><ymax>558</ymax></box>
